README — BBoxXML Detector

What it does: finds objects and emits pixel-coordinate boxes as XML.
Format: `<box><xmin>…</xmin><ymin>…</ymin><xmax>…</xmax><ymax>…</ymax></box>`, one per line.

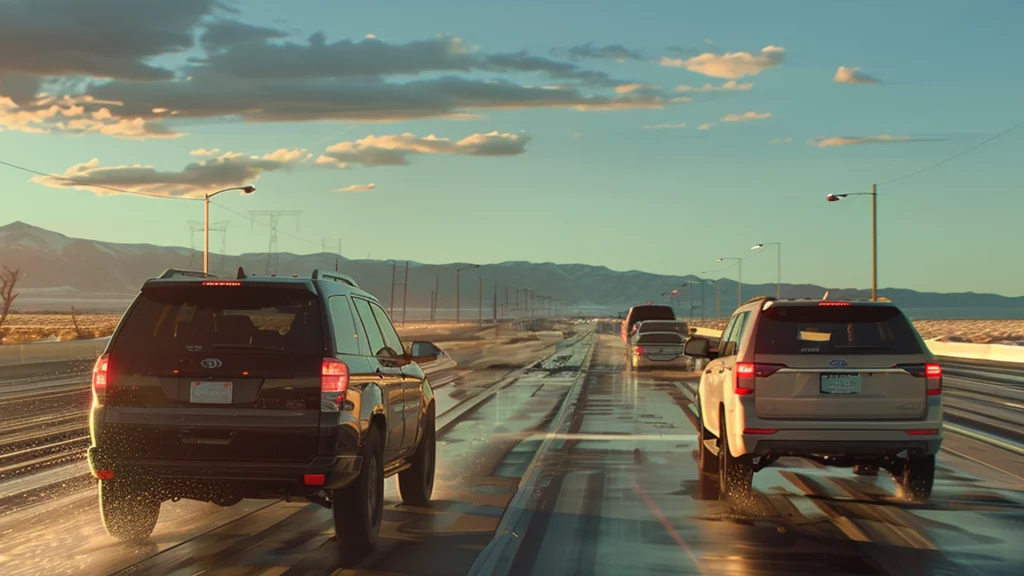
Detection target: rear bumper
<box><xmin>87</xmin><ymin>446</ymin><xmax>361</xmax><ymax>496</ymax></box>
<box><xmin>736</xmin><ymin>429</ymin><xmax>943</xmax><ymax>458</ymax></box>
<box><xmin>633</xmin><ymin>354</ymin><xmax>690</xmax><ymax>369</ymax></box>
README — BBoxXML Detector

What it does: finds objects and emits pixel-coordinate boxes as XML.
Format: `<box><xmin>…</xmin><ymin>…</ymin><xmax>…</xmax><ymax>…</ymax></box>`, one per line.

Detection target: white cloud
<box><xmin>808</xmin><ymin>135</ymin><xmax>942</xmax><ymax>147</ymax></box>
<box><xmin>615</xmin><ymin>83</ymin><xmax>657</xmax><ymax>94</ymax></box>
<box><xmin>721</xmin><ymin>111</ymin><xmax>772</xmax><ymax>122</ymax></box>
<box><xmin>698</xmin><ymin>123</ymin><xmax>714</xmax><ymax>130</ymax></box>
<box><xmin>670</xmin><ymin>96</ymin><xmax>694</xmax><ymax>104</ymax></box>
<box><xmin>674</xmin><ymin>80</ymin><xmax>753</xmax><ymax>92</ymax></box>
<box><xmin>833</xmin><ymin>66</ymin><xmax>881</xmax><ymax>84</ymax></box>
<box><xmin>768</xmin><ymin>137</ymin><xmax>793</xmax><ymax>144</ymax></box>
<box><xmin>31</xmin><ymin>149</ymin><xmax>312</xmax><ymax>198</ymax></box>
<box><xmin>337</xmin><ymin>183</ymin><xmax>376</xmax><ymax>192</ymax></box>
<box><xmin>317</xmin><ymin>131</ymin><xmax>531</xmax><ymax>168</ymax></box>
<box><xmin>365</xmin><ymin>34</ymin><xmax>376</xmax><ymax>39</ymax></box>
<box><xmin>190</xmin><ymin>148</ymin><xmax>221</xmax><ymax>156</ymax></box>
<box><xmin>642</xmin><ymin>122</ymin><xmax>686</xmax><ymax>129</ymax></box>
<box><xmin>0</xmin><ymin>95</ymin><xmax>183</xmax><ymax>139</ymax></box>
<box><xmin>662</xmin><ymin>46</ymin><xmax>785</xmax><ymax>79</ymax></box>
<box><xmin>572</xmin><ymin>131</ymin><xmax>581</xmax><ymax>138</ymax></box>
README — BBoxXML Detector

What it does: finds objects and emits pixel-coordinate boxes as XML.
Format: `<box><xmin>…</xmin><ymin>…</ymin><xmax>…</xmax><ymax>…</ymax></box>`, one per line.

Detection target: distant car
<box><xmin>87</xmin><ymin>268</ymin><xmax>440</xmax><ymax>560</ymax></box>
<box><xmin>627</xmin><ymin>322</ymin><xmax>690</xmax><ymax>371</ymax></box>
<box><xmin>685</xmin><ymin>297</ymin><xmax>942</xmax><ymax>503</ymax></box>
<box><xmin>621</xmin><ymin>304</ymin><xmax>676</xmax><ymax>343</ymax></box>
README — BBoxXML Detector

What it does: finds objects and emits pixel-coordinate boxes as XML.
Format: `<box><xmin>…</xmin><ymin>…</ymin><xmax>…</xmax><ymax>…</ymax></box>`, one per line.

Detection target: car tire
<box><xmin>398</xmin><ymin>405</ymin><xmax>436</xmax><ymax>507</ymax></box>
<box><xmin>333</xmin><ymin>428</ymin><xmax>384</xmax><ymax>560</ymax></box>
<box><xmin>99</xmin><ymin>479</ymin><xmax>160</xmax><ymax>542</ymax></box>
<box><xmin>899</xmin><ymin>455</ymin><xmax>935</xmax><ymax>503</ymax></box>
<box><xmin>697</xmin><ymin>410</ymin><xmax>719</xmax><ymax>477</ymax></box>
<box><xmin>718</xmin><ymin>419</ymin><xmax>754</xmax><ymax>501</ymax></box>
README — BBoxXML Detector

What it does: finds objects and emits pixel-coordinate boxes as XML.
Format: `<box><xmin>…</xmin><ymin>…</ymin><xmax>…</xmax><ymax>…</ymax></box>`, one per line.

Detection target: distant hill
<box><xmin>2</xmin><ymin>221</ymin><xmax>1023</xmax><ymax>319</ymax></box>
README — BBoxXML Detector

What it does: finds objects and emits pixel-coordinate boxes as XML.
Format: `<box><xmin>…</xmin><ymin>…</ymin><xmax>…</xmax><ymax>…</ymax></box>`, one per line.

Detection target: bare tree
<box><xmin>0</xmin><ymin>266</ymin><xmax>21</xmax><ymax>334</ymax></box>
<box><xmin>70</xmin><ymin>306</ymin><xmax>83</xmax><ymax>339</ymax></box>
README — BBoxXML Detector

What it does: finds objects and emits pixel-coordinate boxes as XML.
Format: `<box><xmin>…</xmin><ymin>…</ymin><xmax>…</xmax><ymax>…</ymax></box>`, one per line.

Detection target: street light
<box><xmin>826</xmin><ymin>184</ymin><xmax>878</xmax><ymax>301</ymax></box>
<box><xmin>455</xmin><ymin>264</ymin><xmax>479</xmax><ymax>323</ymax></box>
<box><xmin>752</xmin><ymin>242</ymin><xmax>782</xmax><ymax>299</ymax></box>
<box><xmin>204</xmin><ymin>186</ymin><xmax>255</xmax><ymax>273</ymax></box>
<box><xmin>698</xmin><ymin>274</ymin><xmax>723</xmax><ymax>319</ymax></box>
<box><xmin>716</xmin><ymin>258</ymin><xmax>743</xmax><ymax>307</ymax></box>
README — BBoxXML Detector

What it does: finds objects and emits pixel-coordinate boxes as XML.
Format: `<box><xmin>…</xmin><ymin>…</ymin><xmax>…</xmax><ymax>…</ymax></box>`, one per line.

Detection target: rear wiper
<box><xmin>210</xmin><ymin>344</ymin><xmax>282</xmax><ymax>352</ymax></box>
<box><xmin>832</xmin><ymin>345</ymin><xmax>891</xmax><ymax>351</ymax></box>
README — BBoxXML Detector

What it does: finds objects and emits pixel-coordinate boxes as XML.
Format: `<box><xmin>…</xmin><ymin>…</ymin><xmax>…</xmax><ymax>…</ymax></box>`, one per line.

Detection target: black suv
<box><xmin>87</xmin><ymin>268</ymin><xmax>440</xmax><ymax>559</ymax></box>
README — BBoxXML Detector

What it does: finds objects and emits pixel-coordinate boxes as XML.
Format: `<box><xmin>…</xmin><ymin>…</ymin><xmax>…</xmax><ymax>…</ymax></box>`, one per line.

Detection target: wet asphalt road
<box><xmin>2</xmin><ymin>331</ymin><xmax>1024</xmax><ymax>575</ymax></box>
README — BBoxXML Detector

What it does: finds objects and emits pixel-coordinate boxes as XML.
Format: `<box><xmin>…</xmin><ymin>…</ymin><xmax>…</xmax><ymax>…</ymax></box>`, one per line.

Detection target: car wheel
<box><xmin>697</xmin><ymin>411</ymin><xmax>719</xmax><ymax>477</ymax></box>
<box><xmin>99</xmin><ymin>479</ymin><xmax>160</xmax><ymax>542</ymax></box>
<box><xmin>333</xmin><ymin>427</ymin><xmax>384</xmax><ymax>561</ymax></box>
<box><xmin>718</xmin><ymin>418</ymin><xmax>754</xmax><ymax>502</ymax></box>
<box><xmin>398</xmin><ymin>405</ymin><xmax>436</xmax><ymax>506</ymax></box>
<box><xmin>899</xmin><ymin>455</ymin><xmax>935</xmax><ymax>503</ymax></box>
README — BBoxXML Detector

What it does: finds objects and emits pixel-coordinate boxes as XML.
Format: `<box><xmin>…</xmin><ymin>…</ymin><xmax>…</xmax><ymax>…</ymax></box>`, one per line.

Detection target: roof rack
<box><xmin>158</xmin><ymin>268</ymin><xmax>216</xmax><ymax>280</ymax></box>
<box><xmin>311</xmin><ymin>269</ymin><xmax>359</xmax><ymax>288</ymax></box>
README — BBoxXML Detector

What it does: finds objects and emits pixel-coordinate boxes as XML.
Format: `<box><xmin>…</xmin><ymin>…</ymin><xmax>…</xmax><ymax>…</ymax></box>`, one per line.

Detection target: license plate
<box><xmin>190</xmin><ymin>381</ymin><xmax>233</xmax><ymax>404</ymax></box>
<box><xmin>820</xmin><ymin>374</ymin><xmax>862</xmax><ymax>395</ymax></box>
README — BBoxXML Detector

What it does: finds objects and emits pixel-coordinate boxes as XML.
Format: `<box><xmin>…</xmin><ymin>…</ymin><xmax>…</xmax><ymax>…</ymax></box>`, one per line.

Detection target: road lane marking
<box><xmin>944</xmin><ymin>422</ymin><xmax>1024</xmax><ymax>457</ymax></box>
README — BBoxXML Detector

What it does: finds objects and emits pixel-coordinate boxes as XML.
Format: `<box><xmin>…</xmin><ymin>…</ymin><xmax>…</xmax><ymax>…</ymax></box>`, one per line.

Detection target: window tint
<box><xmin>637</xmin><ymin>321</ymin><xmax>689</xmax><ymax>336</ymax></box>
<box><xmin>717</xmin><ymin>315</ymin><xmax>739</xmax><ymax>353</ymax></box>
<box><xmin>754</xmin><ymin>305</ymin><xmax>923</xmax><ymax>355</ymax></box>
<box><xmin>352</xmin><ymin>298</ymin><xmax>386</xmax><ymax>355</ymax></box>
<box><xmin>369</xmin><ymin>303</ymin><xmax>404</xmax><ymax>353</ymax></box>
<box><xmin>328</xmin><ymin>296</ymin><xmax>365</xmax><ymax>355</ymax></box>
<box><xmin>721</xmin><ymin>312</ymin><xmax>749</xmax><ymax>357</ymax></box>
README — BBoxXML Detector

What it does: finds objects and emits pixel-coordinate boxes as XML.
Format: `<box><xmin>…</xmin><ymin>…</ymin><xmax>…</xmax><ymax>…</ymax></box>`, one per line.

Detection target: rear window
<box><xmin>637</xmin><ymin>321</ymin><xmax>689</xmax><ymax>336</ymax></box>
<box><xmin>754</xmin><ymin>305</ymin><xmax>923</xmax><ymax>355</ymax></box>
<box><xmin>637</xmin><ymin>332</ymin><xmax>683</xmax><ymax>344</ymax></box>
<box><xmin>629</xmin><ymin>305</ymin><xmax>675</xmax><ymax>325</ymax></box>
<box><xmin>111</xmin><ymin>285</ymin><xmax>324</xmax><ymax>368</ymax></box>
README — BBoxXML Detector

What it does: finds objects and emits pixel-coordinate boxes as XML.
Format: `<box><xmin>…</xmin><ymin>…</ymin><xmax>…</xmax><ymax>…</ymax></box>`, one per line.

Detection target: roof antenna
<box><xmin>237</xmin><ymin>266</ymin><xmax>247</xmax><ymax>280</ymax></box>
<box><xmin>822</xmin><ymin>290</ymin><xmax>829</xmax><ymax>300</ymax></box>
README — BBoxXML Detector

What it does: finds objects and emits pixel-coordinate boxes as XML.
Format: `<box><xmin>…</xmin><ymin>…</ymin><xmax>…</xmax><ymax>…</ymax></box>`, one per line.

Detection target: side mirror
<box><xmin>409</xmin><ymin>341</ymin><xmax>442</xmax><ymax>362</ymax></box>
<box><xmin>684</xmin><ymin>337</ymin><xmax>711</xmax><ymax>358</ymax></box>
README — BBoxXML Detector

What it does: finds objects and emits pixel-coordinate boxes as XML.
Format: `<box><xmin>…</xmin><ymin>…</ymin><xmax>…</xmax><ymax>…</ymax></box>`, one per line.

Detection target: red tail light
<box><xmin>635</xmin><ymin>345</ymin><xmax>644</xmax><ymax>355</ymax></box>
<box><xmin>202</xmin><ymin>281</ymin><xmax>241</xmax><ymax>286</ymax></box>
<box><xmin>905</xmin><ymin>429</ymin><xmax>938</xmax><ymax>435</ymax></box>
<box><xmin>321</xmin><ymin>358</ymin><xmax>350</xmax><ymax>407</ymax></box>
<box><xmin>818</xmin><ymin>301</ymin><xmax>850</xmax><ymax>307</ymax></box>
<box><xmin>743</xmin><ymin>428</ymin><xmax>778</xmax><ymax>435</ymax></box>
<box><xmin>303</xmin><ymin>473</ymin><xmax>326</xmax><ymax>486</ymax></box>
<box><xmin>92</xmin><ymin>353</ymin><xmax>110</xmax><ymax>396</ymax></box>
<box><xmin>895</xmin><ymin>362</ymin><xmax>941</xmax><ymax>396</ymax></box>
<box><xmin>95</xmin><ymin>469</ymin><xmax>115</xmax><ymax>480</ymax></box>
<box><xmin>734</xmin><ymin>362</ymin><xmax>786</xmax><ymax>396</ymax></box>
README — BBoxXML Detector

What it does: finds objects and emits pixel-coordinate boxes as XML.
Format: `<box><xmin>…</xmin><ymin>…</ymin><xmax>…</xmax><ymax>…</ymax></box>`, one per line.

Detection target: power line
<box><xmin>878</xmin><ymin>119</ymin><xmax>1024</xmax><ymax>186</ymax></box>
<box><xmin>0</xmin><ymin>158</ymin><xmax>201</xmax><ymax>201</ymax></box>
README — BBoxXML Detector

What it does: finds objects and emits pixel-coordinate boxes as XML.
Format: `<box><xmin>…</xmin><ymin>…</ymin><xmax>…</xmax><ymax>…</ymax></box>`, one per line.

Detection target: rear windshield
<box><xmin>111</xmin><ymin>285</ymin><xmax>324</xmax><ymax>368</ymax></box>
<box><xmin>754</xmin><ymin>305</ymin><xmax>923</xmax><ymax>355</ymax></box>
<box><xmin>638</xmin><ymin>332</ymin><xmax>684</xmax><ymax>344</ymax></box>
<box><xmin>630</xmin><ymin>306</ymin><xmax>676</xmax><ymax>326</ymax></box>
<box><xmin>637</xmin><ymin>321</ymin><xmax>689</xmax><ymax>336</ymax></box>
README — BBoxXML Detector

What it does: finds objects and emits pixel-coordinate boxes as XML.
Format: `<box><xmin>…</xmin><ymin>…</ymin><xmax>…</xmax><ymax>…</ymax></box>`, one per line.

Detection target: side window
<box><xmin>369</xmin><ymin>303</ymin><xmax>404</xmax><ymax>353</ymax></box>
<box><xmin>328</xmin><ymin>296</ymin><xmax>366</xmax><ymax>355</ymax></box>
<box><xmin>352</xmin><ymin>298</ymin><xmax>386</xmax><ymax>355</ymax></box>
<box><xmin>717</xmin><ymin>315</ymin><xmax>739</xmax><ymax>354</ymax></box>
<box><xmin>722</xmin><ymin>312</ymin><xmax>750</xmax><ymax>357</ymax></box>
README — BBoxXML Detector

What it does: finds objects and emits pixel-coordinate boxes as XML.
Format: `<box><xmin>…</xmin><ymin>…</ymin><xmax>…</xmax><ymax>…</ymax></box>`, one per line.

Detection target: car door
<box><xmin>718</xmin><ymin>311</ymin><xmax>751</xmax><ymax>421</ymax></box>
<box><xmin>367</xmin><ymin>301</ymin><xmax>421</xmax><ymax>451</ymax></box>
<box><xmin>701</xmin><ymin>314</ymin><xmax>739</xmax><ymax>435</ymax></box>
<box><xmin>351</xmin><ymin>297</ymin><xmax>405</xmax><ymax>455</ymax></box>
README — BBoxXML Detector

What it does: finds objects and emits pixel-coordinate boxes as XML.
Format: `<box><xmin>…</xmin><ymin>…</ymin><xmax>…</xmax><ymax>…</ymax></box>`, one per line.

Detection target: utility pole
<box><xmin>323</xmin><ymin>238</ymin><xmax>342</xmax><ymax>273</ymax></box>
<box><xmin>390</xmin><ymin>262</ymin><xmax>397</xmax><ymax>316</ymax></box>
<box><xmin>492</xmin><ymin>283</ymin><xmax>498</xmax><ymax>322</ymax></box>
<box><xmin>871</xmin><ymin>183</ymin><xmax>878</xmax><ymax>301</ymax></box>
<box><xmin>434</xmin><ymin>275</ymin><xmax>440</xmax><ymax>321</ymax></box>
<box><xmin>249</xmin><ymin>211</ymin><xmax>300</xmax><ymax>275</ymax></box>
<box><xmin>478</xmin><ymin>276</ymin><xmax>483</xmax><ymax>324</ymax></box>
<box><xmin>401</xmin><ymin>261</ymin><xmax>409</xmax><ymax>325</ymax></box>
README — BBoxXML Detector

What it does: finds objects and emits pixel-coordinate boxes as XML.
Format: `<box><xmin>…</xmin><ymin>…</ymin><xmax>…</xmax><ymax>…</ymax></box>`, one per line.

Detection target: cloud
<box><xmin>555</xmin><ymin>43</ymin><xmax>645</xmax><ymax>62</ymax></box>
<box><xmin>31</xmin><ymin>148</ymin><xmax>313</xmax><ymax>198</ymax></box>
<box><xmin>199</xmin><ymin>20</ymin><xmax>289</xmax><ymax>51</ymax></box>
<box><xmin>833</xmin><ymin>66</ymin><xmax>881</xmax><ymax>84</ymax></box>
<box><xmin>190</xmin><ymin>148</ymin><xmax>221</xmax><ymax>156</ymax></box>
<box><xmin>0</xmin><ymin>94</ymin><xmax>184</xmax><ymax>138</ymax></box>
<box><xmin>808</xmin><ymin>135</ymin><xmax>942</xmax><ymax>147</ymax></box>
<box><xmin>642</xmin><ymin>122</ymin><xmax>686</xmax><ymax>129</ymax></box>
<box><xmin>615</xmin><ymin>83</ymin><xmax>657</xmax><ymax>94</ymax></box>
<box><xmin>768</xmin><ymin>137</ymin><xmax>792</xmax><ymax>144</ymax></box>
<box><xmin>698</xmin><ymin>122</ymin><xmax>714</xmax><ymax>130</ymax></box>
<box><xmin>572</xmin><ymin>132</ymin><xmax>581</xmax><ymax>138</ymax></box>
<box><xmin>0</xmin><ymin>0</ymin><xmax>217</xmax><ymax>83</ymax></box>
<box><xmin>662</xmin><ymin>46</ymin><xmax>785</xmax><ymax>79</ymax></box>
<box><xmin>674</xmin><ymin>80</ymin><xmax>753</xmax><ymax>92</ymax></box>
<box><xmin>317</xmin><ymin>131</ymin><xmax>531</xmax><ymax>168</ymax></box>
<box><xmin>337</xmin><ymin>183</ymin><xmax>376</xmax><ymax>192</ymax></box>
<box><xmin>720</xmin><ymin>111</ymin><xmax>772</xmax><ymax>122</ymax></box>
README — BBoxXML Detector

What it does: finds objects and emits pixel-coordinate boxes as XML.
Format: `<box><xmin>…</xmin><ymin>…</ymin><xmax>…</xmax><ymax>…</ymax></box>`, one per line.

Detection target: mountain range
<box><xmin>1</xmin><ymin>221</ymin><xmax>1022</xmax><ymax>319</ymax></box>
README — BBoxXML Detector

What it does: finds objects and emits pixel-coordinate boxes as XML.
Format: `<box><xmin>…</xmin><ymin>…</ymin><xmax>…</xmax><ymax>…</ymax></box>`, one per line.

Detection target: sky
<box><xmin>1</xmin><ymin>0</ymin><xmax>1023</xmax><ymax>296</ymax></box>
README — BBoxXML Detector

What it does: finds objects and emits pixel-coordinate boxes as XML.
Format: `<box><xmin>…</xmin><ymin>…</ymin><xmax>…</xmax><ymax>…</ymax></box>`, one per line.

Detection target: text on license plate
<box><xmin>820</xmin><ymin>374</ymin><xmax>862</xmax><ymax>395</ymax></box>
<box><xmin>190</xmin><ymin>381</ymin><xmax>233</xmax><ymax>404</ymax></box>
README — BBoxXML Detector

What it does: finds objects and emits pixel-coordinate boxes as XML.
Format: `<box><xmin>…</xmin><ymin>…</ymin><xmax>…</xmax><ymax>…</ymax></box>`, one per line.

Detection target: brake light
<box><xmin>94</xmin><ymin>469</ymin><xmax>115</xmax><ymax>480</ymax></box>
<box><xmin>905</xmin><ymin>429</ymin><xmax>938</xmax><ymax>435</ymax></box>
<box><xmin>818</xmin><ymin>301</ymin><xmax>850</xmax><ymax>307</ymax></box>
<box><xmin>202</xmin><ymin>281</ymin><xmax>241</xmax><ymax>286</ymax></box>
<box><xmin>92</xmin><ymin>354</ymin><xmax>110</xmax><ymax>396</ymax></box>
<box><xmin>321</xmin><ymin>358</ymin><xmax>350</xmax><ymax>407</ymax></box>
<box><xmin>303</xmin><ymin>474</ymin><xmax>326</xmax><ymax>486</ymax></box>
<box><xmin>925</xmin><ymin>363</ymin><xmax>942</xmax><ymax>395</ymax></box>
<box><xmin>743</xmin><ymin>428</ymin><xmax>777</xmax><ymax>435</ymax></box>
<box><xmin>635</xmin><ymin>345</ymin><xmax>644</xmax><ymax>355</ymax></box>
<box><xmin>734</xmin><ymin>362</ymin><xmax>786</xmax><ymax>396</ymax></box>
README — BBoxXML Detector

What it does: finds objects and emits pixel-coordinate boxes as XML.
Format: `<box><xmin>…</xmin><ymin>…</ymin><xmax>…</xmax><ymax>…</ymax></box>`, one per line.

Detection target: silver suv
<box><xmin>684</xmin><ymin>297</ymin><xmax>942</xmax><ymax>504</ymax></box>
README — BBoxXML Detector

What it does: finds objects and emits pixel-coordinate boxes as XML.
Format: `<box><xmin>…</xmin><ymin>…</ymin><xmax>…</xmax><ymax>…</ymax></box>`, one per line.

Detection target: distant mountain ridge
<box><xmin>1</xmin><ymin>221</ymin><xmax>1023</xmax><ymax>319</ymax></box>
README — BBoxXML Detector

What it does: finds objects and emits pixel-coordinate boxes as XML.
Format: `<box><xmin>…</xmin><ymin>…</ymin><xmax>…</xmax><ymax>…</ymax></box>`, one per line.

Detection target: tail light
<box><xmin>734</xmin><ymin>362</ymin><xmax>786</xmax><ymax>396</ymax></box>
<box><xmin>201</xmin><ymin>281</ymin><xmax>241</xmax><ymax>286</ymax></box>
<box><xmin>92</xmin><ymin>353</ymin><xmax>110</xmax><ymax>398</ymax></box>
<box><xmin>818</xmin><ymin>301</ymin><xmax>850</xmax><ymax>307</ymax></box>
<box><xmin>895</xmin><ymin>362</ymin><xmax>942</xmax><ymax>396</ymax></box>
<box><xmin>321</xmin><ymin>358</ymin><xmax>350</xmax><ymax>410</ymax></box>
<box><xmin>635</xmin><ymin>345</ymin><xmax>644</xmax><ymax>355</ymax></box>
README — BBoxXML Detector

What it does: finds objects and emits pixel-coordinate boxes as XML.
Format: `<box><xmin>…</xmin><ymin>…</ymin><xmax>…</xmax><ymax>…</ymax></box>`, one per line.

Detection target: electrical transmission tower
<box><xmin>188</xmin><ymin>220</ymin><xmax>229</xmax><ymax>272</ymax></box>
<box><xmin>249</xmin><ymin>211</ymin><xmax>300</xmax><ymax>275</ymax></box>
<box><xmin>322</xmin><ymin>238</ymin><xmax>342</xmax><ymax>272</ymax></box>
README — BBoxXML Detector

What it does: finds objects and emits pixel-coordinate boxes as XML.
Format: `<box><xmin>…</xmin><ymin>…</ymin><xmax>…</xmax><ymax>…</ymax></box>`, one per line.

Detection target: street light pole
<box><xmin>752</xmin><ymin>242</ymin><xmax>782</xmax><ymax>298</ymax></box>
<box><xmin>203</xmin><ymin>186</ymin><xmax>255</xmax><ymax>274</ymax></box>
<box><xmin>716</xmin><ymin>257</ymin><xmax>743</xmax><ymax>308</ymax></box>
<box><xmin>826</xmin><ymin>184</ymin><xmax>878</xmax><ymax>301</ymax></box>
<box><xmin>455</xmin><ymin>264</ymin><xmax>479</xmax><ymax>323</ymax></box>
